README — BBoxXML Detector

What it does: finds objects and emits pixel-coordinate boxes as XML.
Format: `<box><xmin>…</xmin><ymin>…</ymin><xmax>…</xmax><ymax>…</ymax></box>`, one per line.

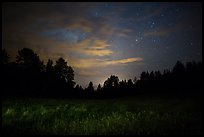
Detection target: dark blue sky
<box><xmin>2</xmin><ymin>2</ymin><xmax>202</xmax><ymax>88</ymax></box>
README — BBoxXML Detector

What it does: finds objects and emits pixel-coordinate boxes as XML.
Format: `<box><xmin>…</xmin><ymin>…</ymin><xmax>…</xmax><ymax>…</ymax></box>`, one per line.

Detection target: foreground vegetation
<box><xmin>2</xmin><ymin>93</ymin><xmax>202</xmax><ymax>135</ymax></box>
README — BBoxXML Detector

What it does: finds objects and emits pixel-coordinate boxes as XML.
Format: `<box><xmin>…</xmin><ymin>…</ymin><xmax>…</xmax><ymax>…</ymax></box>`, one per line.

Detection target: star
<box><xmin>150</xmin><ymin>21</ymin><xmax>155</xmax><ymax>28</ymax></box>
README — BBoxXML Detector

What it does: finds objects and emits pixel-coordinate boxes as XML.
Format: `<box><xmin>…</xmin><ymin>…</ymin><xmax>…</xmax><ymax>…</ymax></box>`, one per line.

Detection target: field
<box><xmin>2</xmin><ymin>93</ymin><xmax>202</xmax><ymax>135</ymax></box>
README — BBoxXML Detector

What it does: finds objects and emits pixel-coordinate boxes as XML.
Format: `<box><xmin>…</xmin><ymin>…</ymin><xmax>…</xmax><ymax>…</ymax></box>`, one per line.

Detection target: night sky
<box><xmin>2</xmin><ymin>2</ymin><xmax>202</xmax><ymax>88</ymax></box>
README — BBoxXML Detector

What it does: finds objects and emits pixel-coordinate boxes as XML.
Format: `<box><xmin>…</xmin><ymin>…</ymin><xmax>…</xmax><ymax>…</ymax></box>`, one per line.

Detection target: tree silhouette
<box><xmin>185</xmin><ymin>61</ymin><xmax>202</xmax><ymax>90</ymax></box>
<box><xmin>172</xmin><ymin>61</ymin><xmax>185</xmax><ymax>89</ymax></box>
<box><xmin>75</xmin><ymin>84</ymin><xmax>83</xmax><ymax>91</ymax></box>
<box><xmin>2</xmin><ymin>49</ymin><xmax>10</xmax><ymax>64</ymax></box>
<box><xmin>2</xmin><ymin>49</ymin><xmax>11</xmax><ymax>96</ymax></box>
<box><xmin>173</xmin><ymin>61</ymin><xmax>185</xmax><ymax>75</ymax></box>
<box><xmin>43</xmin><ymin>59</ymin><xmax>56</xmax><ymax>96</ymax></box>
<box><xmin>104</xmin><ymin>75</ymin><xmax>119</xmax><ymax>89</ymax></box>
<box><xmin>140</xmin><ymin>71</ymin><xmax>149</xmax><ymax>82</ymax></box>
<box><xmin>133</xmin><ymin>76</ymin><xmax>137</xmax><ymax>85</ymax></box>
<box><xmin>46</xmin><ymin>59</ymin><xmax>54</xmax><ymax>74</ymax></box>
<box><xmin>119</xmin><ymin>80</ymin><xmax>127</xmax><ymax>87</ymax></box>
<box><xmin>16</xmin><ymin>48</ymin><xmax>44</xmax><ymax>72</ymax></box>
<box><xmin>127</xmin><ymin>79</ymin><xmax>133</xmax><ymax>87</ymax></box>
<box><xmin>97</xmin><ymin>84</ymin><xmax>102</xmax><ymax>92</ymax></box>
<box><xmin>85</xmin><ymin>81</ymin><xmax>94</xmax><ymax>98</ymax></box>
<box><xmin>154</xmin><ymin>71</ymin><xmax>161</xmax><ymax>79</ymax></box>
<box><xmin>54</xmin><ymin>57</ymin><xmax>75</xmax><ymax>89</ymax></box>
<box><xmin>75</xmin><ymin>84</ymin><xmax>84</xmax><ymax>97</ymax></box>
<box><xmin>6</xmin><ymin>48</ymin><xmax>45</xmax><ymax>96</ymax></box>
<box><xmin>149</xmin><ymin>71</ymin><xmax>155</xmax><ymax>81</ymax></box>
<box><xmin>87</xmin><ymin>81</ymin><xmax>94</xmax><ymax>92</ymax></box>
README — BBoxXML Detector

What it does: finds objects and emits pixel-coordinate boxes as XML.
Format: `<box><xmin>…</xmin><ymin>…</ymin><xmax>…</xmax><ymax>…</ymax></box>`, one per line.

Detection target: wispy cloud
<box><xmin>70</xmin><ymin>57</ymin><xmax>143</xmax><ymax>69</ymax></box>
<box><xmin>84</xmin><ymin>49</ymin><xmax>113</xmax><ymax>57</ymax></box>
<box><xmin>104</xmin><ymin>58</ymin><xmax>143</xmax><ymax>65</ymax></box>
<box><xmin>67</xmin><ymin>17</ymin><xmax>93</xmax><ymax>32</ymax></box>
<box><xmin>115</xmin><ymin>28</ymin><xmax>132</xmax><ymax>37</ymax></box>
<box><xmin>71</xmin><ymin>38</ymin><xmax>113</xmax><ymax>56</ymax></box>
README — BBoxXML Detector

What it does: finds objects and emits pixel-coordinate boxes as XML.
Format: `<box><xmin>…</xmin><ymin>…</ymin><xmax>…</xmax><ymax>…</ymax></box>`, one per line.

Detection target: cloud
<box><xmin>116</xmin><ymin>28</ymin><xmax>132</xmax><ymax>37</ymax></box>
<box><xmin>93</xmin><ymin>19</ymin><xmax>132</xmax><ymax>38</ymax></box>
<box><xmin>104</xmin><ymin>58</ymin><xmax>143</xmax><ymax>65</ymax></box>
<box><xmin>70</xmin><ymin>58</ymin><xmax>100</xmax><ymax>69</ymax></box>
<box><xmin>100</xmin><ymin>27</ymin><xmax>132</xmax><ymax>38</ymax></box>
<box><xmin>67</xmin><ymin>17</ymin><xmax>93</xmax><ymax>32</ymax></box>
<box><xmin>97</xmin><ymin>22</ymin><xmax>115</xmax><ymax>36</ymax></box>
<box><xmin>71</xmin><ymin>38</ymin><xmax>113</xmax><ymax>56</ymax></box>
<box><xmin>84</xmin><ymin>40</ymin><xmax>113</xmax><ymax>56</ymax></box>
<box><xmin>84</xmin><ymin>49</ymin><xmax>113</xmax><ymax>57</ymax></box>
<box><xmin>70</xmin><ymin>57</ymin><xmax>143</xmax><ymax>69</ymax></box>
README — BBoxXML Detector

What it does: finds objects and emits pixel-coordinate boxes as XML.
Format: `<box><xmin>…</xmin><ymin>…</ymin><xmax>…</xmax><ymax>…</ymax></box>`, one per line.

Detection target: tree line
<box><xmin>2</xmin><ymin>48</ymin><xmax>202</xmax><ymax>98</ymax></box>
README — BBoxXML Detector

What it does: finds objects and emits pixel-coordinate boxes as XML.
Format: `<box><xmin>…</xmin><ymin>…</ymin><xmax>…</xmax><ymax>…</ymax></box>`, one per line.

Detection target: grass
<box><xmin>2</xmin><ymin>93</ymin><xmax>202</xmax><ymax>135</ymax></box>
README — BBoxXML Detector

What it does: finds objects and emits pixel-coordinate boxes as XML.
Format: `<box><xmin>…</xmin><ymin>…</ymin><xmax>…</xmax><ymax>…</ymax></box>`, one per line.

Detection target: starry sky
<box><xmin>2</xmin><ymin>2</ymin><xmax>202</xmax><ymax>88</ymax></box>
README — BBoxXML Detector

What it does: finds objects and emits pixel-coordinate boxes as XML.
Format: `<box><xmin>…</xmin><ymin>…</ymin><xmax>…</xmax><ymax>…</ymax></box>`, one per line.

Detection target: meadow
<box><xmin>2</xmin><ymin>93</ymin><xmax>202</xmax><ymax>135</ymax></box>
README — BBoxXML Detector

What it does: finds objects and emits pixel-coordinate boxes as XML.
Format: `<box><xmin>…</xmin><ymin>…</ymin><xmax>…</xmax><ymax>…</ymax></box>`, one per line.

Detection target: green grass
<box><xmin>2</xmin><ymin>93</ymin><xmax>202</xmax><ymax>135</ymax></box>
